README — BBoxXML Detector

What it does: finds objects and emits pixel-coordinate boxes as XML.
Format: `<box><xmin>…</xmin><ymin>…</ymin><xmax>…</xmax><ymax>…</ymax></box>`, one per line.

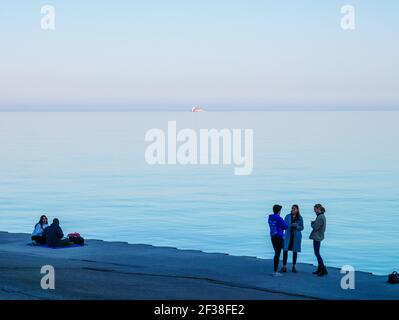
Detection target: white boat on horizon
<box><xmin>192</xmin><ymin>106</ymin><xmax>204</xmax><ymax>113</ymax></box>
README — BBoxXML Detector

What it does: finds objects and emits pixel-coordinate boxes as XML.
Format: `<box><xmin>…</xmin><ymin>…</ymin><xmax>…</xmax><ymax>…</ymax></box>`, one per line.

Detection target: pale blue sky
<box><xmin>0</xmin><ymin>0</ymin><xmax>398</xmax><ymax>110</ymax></box>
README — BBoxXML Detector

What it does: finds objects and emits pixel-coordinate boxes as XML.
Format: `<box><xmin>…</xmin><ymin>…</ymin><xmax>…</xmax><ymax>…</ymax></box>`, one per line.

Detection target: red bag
<box><xmin>68</xmin><ymin>232</ymin><xmax>81</xmax><ymax>238</ymax></box>
<box><xmin>68</xmin><ymin>232</ymin><xmax>85</xmax><ymax>246</ymax></box>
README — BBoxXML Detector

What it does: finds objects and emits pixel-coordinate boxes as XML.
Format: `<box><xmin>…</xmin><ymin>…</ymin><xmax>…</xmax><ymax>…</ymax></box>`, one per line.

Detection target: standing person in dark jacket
<box><xmin>268</xmin><ymin>204</ymin><xmax>288</xmax><ymax>277</ymax></box>
<box><xmin>281</xmin><ymin>205</ymin><xmax>304</xmax><ymax>273</ymax></box>
<box><xmin>310</xmin><ymin>204</ymin><xmax>327</xmax><ymax>276</ymax></box>
<box><xmin>42</xmin><ymin>218</ymin><xmax>71</xmax><ymax>247</ymax></box>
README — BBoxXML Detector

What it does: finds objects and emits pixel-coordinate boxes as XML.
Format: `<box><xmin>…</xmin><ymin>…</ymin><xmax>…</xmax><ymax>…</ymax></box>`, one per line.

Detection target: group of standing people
<box><xmin>268</xmin><ymin>204</ymin><xmax>327</xmax><ymax>277</ymax></box>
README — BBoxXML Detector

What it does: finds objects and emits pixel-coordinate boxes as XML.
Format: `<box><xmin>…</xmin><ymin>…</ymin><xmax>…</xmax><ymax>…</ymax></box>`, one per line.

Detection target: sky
<box><xmin>0</xmin><ymin>0</ymin><xmax>398</xmax><ymax>111</ymax></box>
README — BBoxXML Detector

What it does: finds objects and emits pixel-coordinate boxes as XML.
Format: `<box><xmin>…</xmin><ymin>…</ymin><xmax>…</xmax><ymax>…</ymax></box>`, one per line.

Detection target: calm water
<box><xmin>0</xmin><ymin>111</ymin><xmax>398</xmax><ymax>275</ymax></box>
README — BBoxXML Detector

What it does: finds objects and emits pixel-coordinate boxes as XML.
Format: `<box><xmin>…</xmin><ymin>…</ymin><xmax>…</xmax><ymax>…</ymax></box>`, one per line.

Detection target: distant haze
<box><xmin>0</xmin><ymin>0</ymin><xmax>398</xmax><ymax>111</ymax></box>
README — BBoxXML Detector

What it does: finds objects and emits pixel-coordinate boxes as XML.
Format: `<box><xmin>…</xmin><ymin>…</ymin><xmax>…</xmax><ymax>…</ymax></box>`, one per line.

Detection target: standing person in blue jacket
<box><xmin>268</xmin><ymin>204</ymin><xmax>288</xmax><ymax>277</ymax></box>
<box><xmin>281</xmin><ymin>205</ymin><xmax>304</xmax><ymax>273</ymax></box>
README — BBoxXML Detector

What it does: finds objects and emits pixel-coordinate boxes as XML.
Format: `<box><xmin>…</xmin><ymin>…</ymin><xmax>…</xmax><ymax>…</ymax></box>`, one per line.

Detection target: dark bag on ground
<box><xmin>68</xmin><ymin>233</ymin><xmax>85</xmax><ymax>246</ymax></box>
<box><xmin>387</xmin><ymin>271</ymin><xmax>399</xmax><ymax>284</ymax></box>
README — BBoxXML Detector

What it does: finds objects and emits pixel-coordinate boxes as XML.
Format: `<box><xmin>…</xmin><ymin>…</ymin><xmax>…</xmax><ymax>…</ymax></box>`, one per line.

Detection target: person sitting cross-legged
<box><xmin>43</xmin><ymin>218</ymin><xmax>72</xmax><ymax>247</ymax></box>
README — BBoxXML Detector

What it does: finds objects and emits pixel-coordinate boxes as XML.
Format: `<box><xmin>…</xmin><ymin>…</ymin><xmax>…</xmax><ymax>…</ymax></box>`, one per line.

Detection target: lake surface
<box><xmin>0</xmin><ymin>111</ymin><xmax>398</xmax><ymax>275</ymax></box>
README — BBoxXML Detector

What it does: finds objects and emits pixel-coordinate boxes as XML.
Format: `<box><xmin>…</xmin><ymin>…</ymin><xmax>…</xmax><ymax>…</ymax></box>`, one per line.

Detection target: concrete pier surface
<box><xmin>0</xmin><ymin>231</ymin><xmax>397</xmax><ymax>300</ymax></box>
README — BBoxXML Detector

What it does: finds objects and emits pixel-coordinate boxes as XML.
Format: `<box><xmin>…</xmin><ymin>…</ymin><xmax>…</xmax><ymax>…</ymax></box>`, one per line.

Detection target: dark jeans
<box><xmin>283</xmin><ymin>251</ymin><xmax>298</xmax><ymax>265</ymax></box>
<box><xmin>31</xmin><ymin>235</ymin><xmax>46</xmax><ymax>244</ymax></box>
<box><xmin>271</xmin><ymin>235</ymin><xmax>284</xmax><ymax>272</ymax></box>
<box><xmin>48</xmin><ymin>238</ymin><xmax>71</xmax><ymax>248</ymax></box>
<box><xmin>313</xmin><ymin>240</ymin><xmax>325</xmax><ymax>267</ymax></box>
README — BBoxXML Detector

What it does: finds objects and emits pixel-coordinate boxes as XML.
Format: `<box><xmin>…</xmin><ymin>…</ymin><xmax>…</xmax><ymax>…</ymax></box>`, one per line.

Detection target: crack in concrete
<box><xmin>81</xmin><ymin>266</ymin><xmax>321</xmax><ymax>300</ymax></box>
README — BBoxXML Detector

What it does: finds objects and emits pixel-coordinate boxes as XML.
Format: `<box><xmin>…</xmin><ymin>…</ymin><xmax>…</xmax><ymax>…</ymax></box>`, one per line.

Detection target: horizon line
<box><xmin>1</xmin><ymin>106</ymin><xmax>398</xmax><ymax>112</ymax></box>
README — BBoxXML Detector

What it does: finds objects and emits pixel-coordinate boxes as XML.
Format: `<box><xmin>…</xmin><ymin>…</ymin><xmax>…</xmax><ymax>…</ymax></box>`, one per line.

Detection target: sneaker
<box><xmin>292</xmin><ymin>265</ymin><xmax>297</xmax><ymax>273</ymax></box>
<box><xmin>272</xmin><ymin>272</ymin><xmax>284</xmax><ymax>277</ymax></box>
<box><xmin>280</xmin><ymin>266</ymin><xmax>287</xmax><ymax>273</ymax></box>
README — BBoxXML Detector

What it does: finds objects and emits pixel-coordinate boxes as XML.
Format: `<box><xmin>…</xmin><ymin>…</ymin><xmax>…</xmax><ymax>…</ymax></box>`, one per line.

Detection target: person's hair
<box><xmin>291</xmin><ymin>204</ymin><xmax>301</xmax><ymax>219</ymax></box>
<box><xmin>53</xmin><ymin>218</ymin><xmax>60</xmax><ymax>225</ymax></box>
<box><xmin>36</xmin><ymin>215</ymin><xmax>48</xmax><ymax>229</ymax></box>
<box><xmin>273</xmin><ymin>204</ymin><xmax>282</xmax><ymax>214</ymax></box>
<box><xmin>314</xmin><ymin>204</ymin><xmax>326</xmax><ymax>214</ymax></box>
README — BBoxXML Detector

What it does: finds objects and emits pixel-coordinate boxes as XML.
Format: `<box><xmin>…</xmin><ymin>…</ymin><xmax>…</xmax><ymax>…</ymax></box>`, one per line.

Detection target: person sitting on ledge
<box><xmin>42</xmin><ymin>218</ymin><xmax>72</xmax><ymax>247</ymax></box>
<box><xmin>31</xmin><ymin>215</ymin><xmax>49</xmax><ymax>244</ymax></box>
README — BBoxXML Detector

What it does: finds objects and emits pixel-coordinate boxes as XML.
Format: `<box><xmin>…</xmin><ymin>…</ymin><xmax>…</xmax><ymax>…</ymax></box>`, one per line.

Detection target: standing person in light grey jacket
<box><xmin>281</xmin><ymin>205</ymin><xmax>304</xmax><ymax>273</ymax></box>
<box><xmin>310</xmin><ymin>204</ymin><xmax>327</xmax><ymax>276</ymax></box>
